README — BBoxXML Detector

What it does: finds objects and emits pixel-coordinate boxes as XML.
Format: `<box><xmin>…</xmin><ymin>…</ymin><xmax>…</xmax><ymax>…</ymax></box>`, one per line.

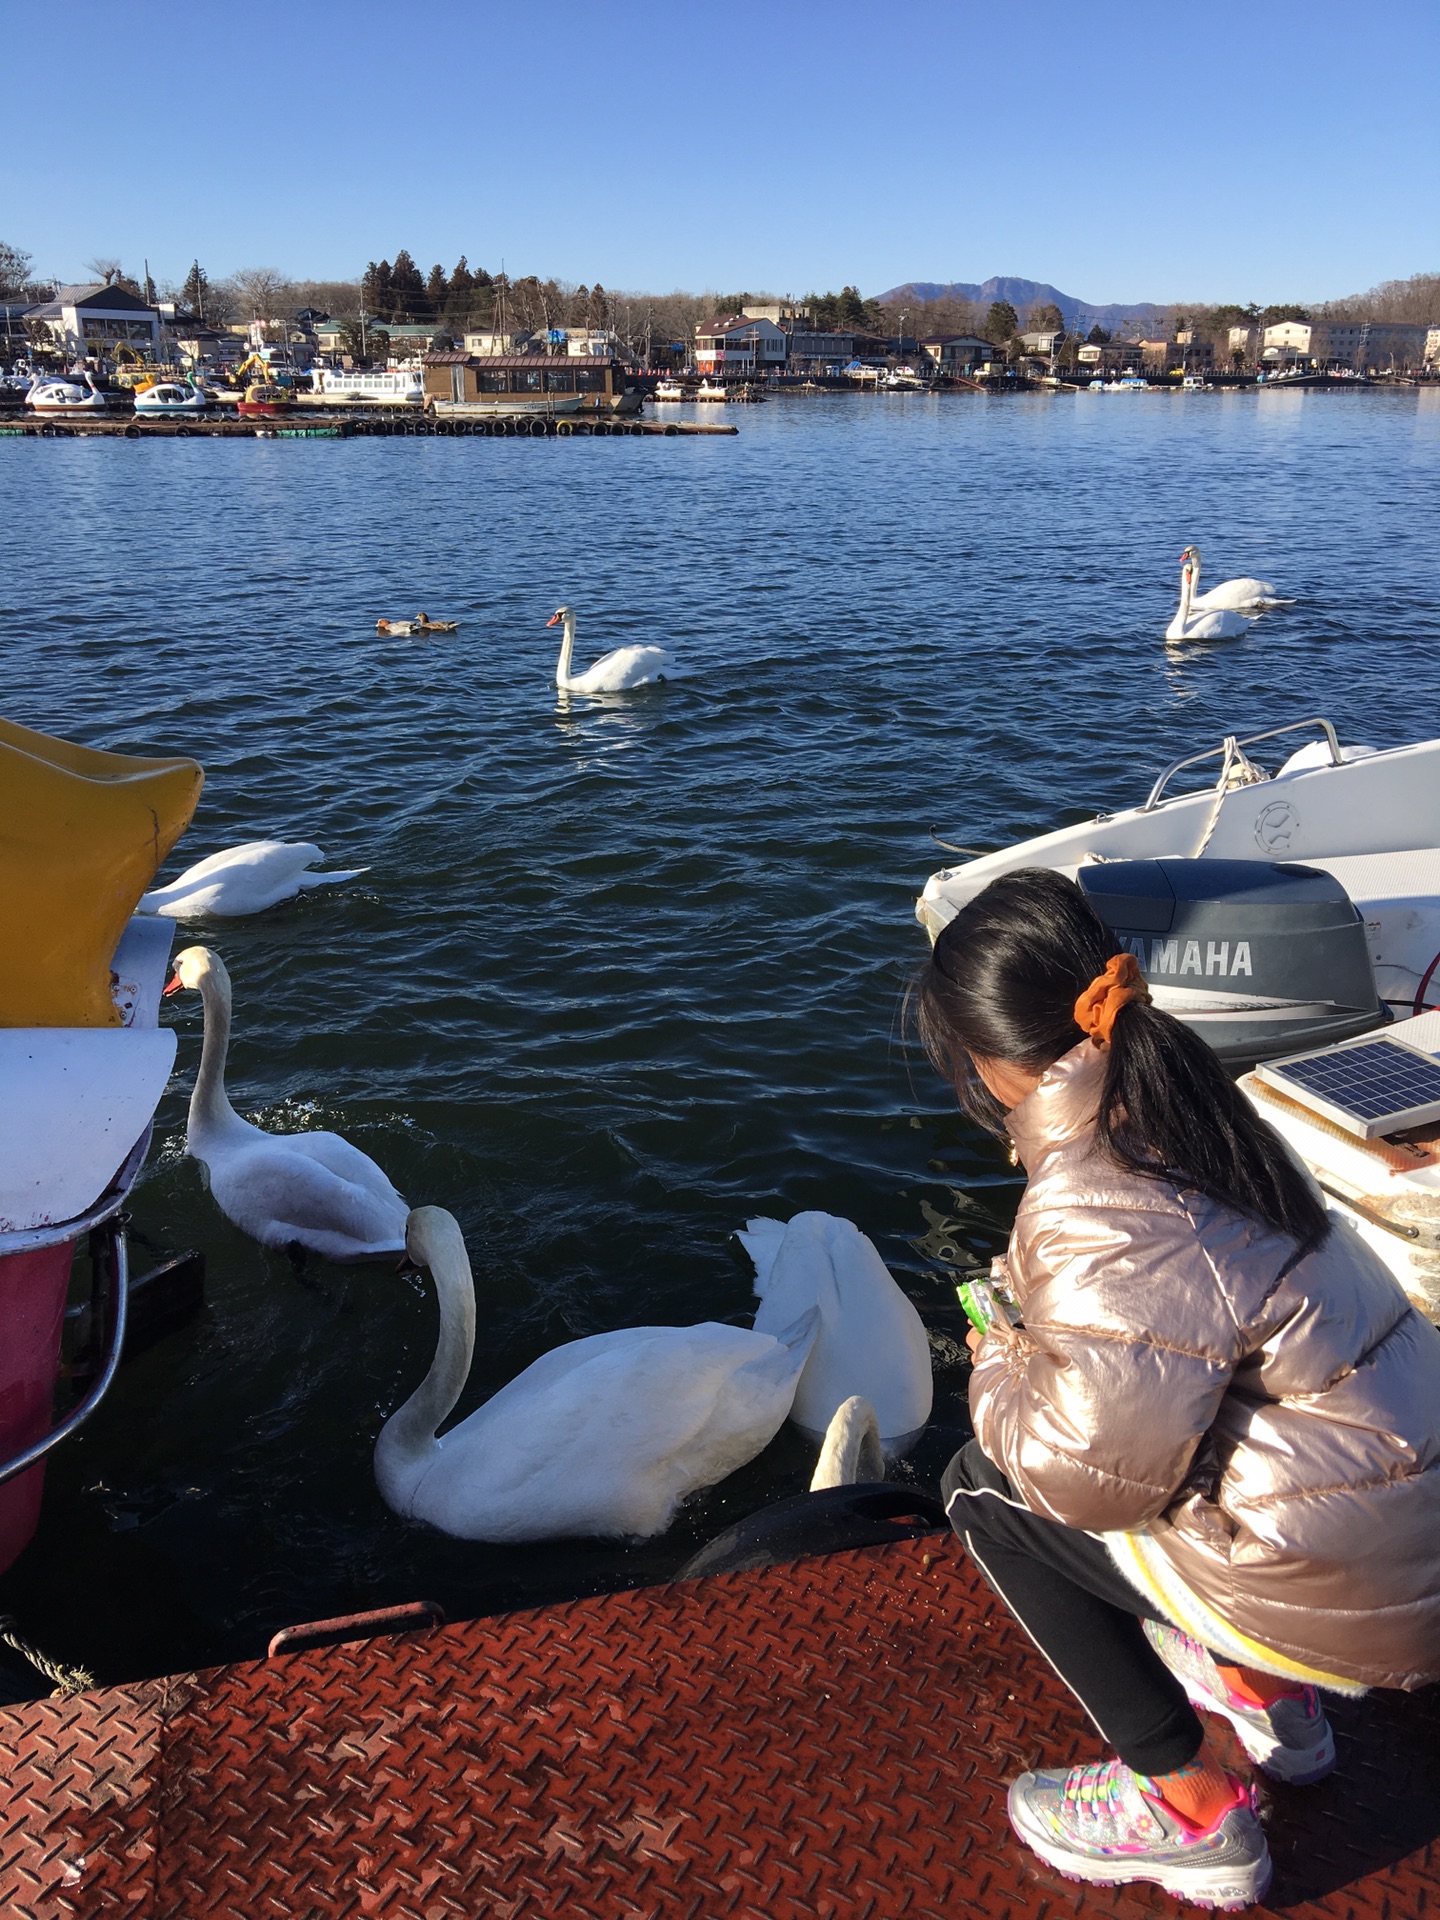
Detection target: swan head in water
<box><xmin>164</xmin><ymin>944</ymin><xmax>230</xmax><ymax>1000</ymax></box>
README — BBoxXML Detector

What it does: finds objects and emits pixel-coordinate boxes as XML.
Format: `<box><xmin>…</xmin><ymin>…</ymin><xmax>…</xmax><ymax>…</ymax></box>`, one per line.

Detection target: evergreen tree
<box><xmin>180</xmin><ymin>260</ymin><xmax>210</xmax><ymax>320</ymax></box>
<box><xmin>425</xmin><ymin>263</ymin><xmax>449</xmax><ymax>311</ymax></box>
<box><xmin>389</xmin><ymin>250</ymin><xmax>426</xmax><ymax>319</ymax></box>
<box><xmin>362</xmin><ymin>260</ymin><xmax>393</xmax><ymax>318</ymax></box>
<box><xmin>448</xmin><ymin>256</ymin><xmax>475</xmax><ymax>300</ymax></box>
<box><xmin>1086</xmin><ymin>324</ymin><xmax>1111</xmax><ymax>344</ymax></box>
<box><xmin>985</xmin><ymin>300</ymin><xmax>1019</xmax><ymax>343</ymax></box>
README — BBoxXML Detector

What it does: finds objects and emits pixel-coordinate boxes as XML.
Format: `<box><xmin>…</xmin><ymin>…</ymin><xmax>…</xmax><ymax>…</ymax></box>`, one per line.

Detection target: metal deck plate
<box><xmin>1</xmin><ymin>1537</ymin><xmax>1436</xmax><ymax>1917</ymax></box>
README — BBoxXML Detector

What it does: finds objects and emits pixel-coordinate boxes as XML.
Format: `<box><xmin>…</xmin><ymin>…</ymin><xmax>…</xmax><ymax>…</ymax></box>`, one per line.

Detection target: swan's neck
<box><xmin>555</xmin><ymin>611</ymin><xmax>576</xmax><ymax>689</ymax></box>
<box><xmin>1178</xmin><ymin>565</ymin><xmax>1194</xmax><ymax>626</ymax></box>
<box><xmin>375</xmin><ymin>1243</ymin><xmax>476</xmax><ymax>1491</ymax></box>
<box><xmin>189</xmin><ymin>968</ymin><xmax>246</xmax><ymax>1144</ymax></box>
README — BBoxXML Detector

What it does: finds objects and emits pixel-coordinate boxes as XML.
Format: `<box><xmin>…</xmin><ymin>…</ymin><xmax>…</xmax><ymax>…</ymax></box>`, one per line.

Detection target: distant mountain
<box><xmin>878</xmin><ymin>276</ymin><xmax>1169</xmax><ymax>335</ymax></box>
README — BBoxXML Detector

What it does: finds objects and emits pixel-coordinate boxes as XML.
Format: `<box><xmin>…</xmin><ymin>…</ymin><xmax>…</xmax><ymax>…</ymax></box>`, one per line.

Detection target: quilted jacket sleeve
<box><xmin>969</xmin><ymin>1197</ymin><xmax>1241</xmax><ymax>1532</ymax></box>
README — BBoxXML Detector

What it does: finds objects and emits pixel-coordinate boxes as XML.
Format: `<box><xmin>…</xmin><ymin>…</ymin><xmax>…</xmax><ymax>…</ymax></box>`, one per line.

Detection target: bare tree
<box><xmin>0</xmin><ymin>241</ymin><xmax>35</xmax><ymax>299</ymax></box>
<box><xmin>84</xmin><ymin>256</ymin><xmax>124</xmax><ymax>286</ymax></box>
<box><xmin>225</xmin><ymin>266</ymin><xmax>295</xmax><ymax>325</ymax></box>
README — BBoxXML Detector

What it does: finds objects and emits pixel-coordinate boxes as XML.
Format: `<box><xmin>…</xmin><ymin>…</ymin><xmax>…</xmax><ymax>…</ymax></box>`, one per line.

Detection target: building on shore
<box><xmin>694</xmin><ymin>315</ymin><xmax>789</xmax><ymax>376</ymax></box>
<box><xmin>1261</xmin><ymin>320</ymin><xmax>1431</xmax><ymax>371</ymax></box>
<box><xmin>917</xmin><ymin>334</ymin><xmax>992</xmax><ymax>374</ymax></box>
<box><xmin>26</xmin><ymin>283</ymin><xmax>163</xmax><ymax>360</ymax></box>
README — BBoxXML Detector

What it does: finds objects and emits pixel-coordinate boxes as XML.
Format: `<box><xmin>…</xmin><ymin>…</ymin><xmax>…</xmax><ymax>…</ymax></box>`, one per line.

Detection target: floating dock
<box><xmin>0</xmin><ymin>412</ymin><xmax>738</xmax><ymax>440</ymax></box>
<box><xmin>1</xmin><ymin>1534</ymin><xmax>1434</xmax><ymax>1918</ymax></box>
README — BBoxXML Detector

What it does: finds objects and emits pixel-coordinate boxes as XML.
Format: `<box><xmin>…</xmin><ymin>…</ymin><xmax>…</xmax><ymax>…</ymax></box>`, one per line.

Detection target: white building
<box><xmin>462</xmin><ymin>329</ymin><xmax>536</xmax><ymax>356</ymax></box>
<box><xmin>1426</xmin><ymin>327</ymin><xmax>1440</xmax><ymax>368</ymax></box>
<box><xmin>694</xmin><ymin>314</ymin><xmax>788</xmax><ymax>374</ymax></box>
<box><xmin>28</xmin><ymin>282</ymin><xmax>163</xmax><ymax>359</ymax></box>
<box><xmin>1261</xmin><ymin>320</ymin><xmax>1314</xmax><ymax>361</ymax></box>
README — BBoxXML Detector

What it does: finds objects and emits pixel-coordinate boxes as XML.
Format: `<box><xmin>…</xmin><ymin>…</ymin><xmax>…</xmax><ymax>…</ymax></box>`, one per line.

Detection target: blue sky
<box><xmin>4</xmin><ymin>0</ymin><xmax>1435</xmax><ymax>305</ymax></box>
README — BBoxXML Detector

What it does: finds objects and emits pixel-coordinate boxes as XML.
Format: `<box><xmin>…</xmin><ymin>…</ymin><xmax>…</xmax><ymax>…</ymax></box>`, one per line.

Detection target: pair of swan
<box><xmin>1166</xmin><ymin>546</ymin><xmax>1287</xmax><ymax>641</ymax></box>
<box><xmin>377</xmin><ymin>613</ymin><xmax>459</xmax><ymax>636</ymax></box>
<box><xmin>549</xmin><ymin>605</ymin><xmax>684</xmax><ymax>692</ymax></box>
<box><xmin>375</xmin><ymin>1208</ymin><xmax>914</xmax><ymax>1543</ymax></box>
<box><xmin>165</xmin><ymin>946</ymin><xmax>408</xmax><ymax>1260</ymax></box>
<box><xmin>141</xmin><ymin>841</ymin><xmax>367</xmax><ymax>919</ymax></box>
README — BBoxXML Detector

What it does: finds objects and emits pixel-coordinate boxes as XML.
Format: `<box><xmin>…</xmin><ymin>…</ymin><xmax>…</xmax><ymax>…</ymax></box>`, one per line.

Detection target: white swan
<box><xmin>375</xmin><ymin>1206</ymin><xmax>819</xmax><ymax>1541</ymax></box>
<box><xmin>1166</xmin><ymin>551</ymin><xmax>1253</xmax><ymax>640</ymax></box>
<box><xmin>1181</xmin><ymin>545</ymin><xmax>1287</xmax><ymax>611</ymax></box>
<box><xmin>548</xmin><ymin>605</ymin><xmax>682</xmax><ymax>692</ymax></box>
<box><xmin>141</xmin><ymin>841</ymin><xmax>369</xmax><ymax>919</ymax></box>
<box><xmin>738</xmin><ymin>1211</ymin><xmax>932</xmax><ymax>1455</ymax></box>
<box><xmin>164</xmin><ymin>946</ymin><xmax>408</xmax><ymax>1259</ymax></box>
<box><xmin>810</xmin><ymin>1395</ymin><xmax>885</xmax><ymax>1490</ymax></box>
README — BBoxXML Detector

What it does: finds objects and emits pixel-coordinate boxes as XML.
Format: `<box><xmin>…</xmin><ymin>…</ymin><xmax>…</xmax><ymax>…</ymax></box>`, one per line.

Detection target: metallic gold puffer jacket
<box><xmin>970</xmin><ymin>1038</ymin><xmax>1440</xmax><ymax>1691</ymax></box>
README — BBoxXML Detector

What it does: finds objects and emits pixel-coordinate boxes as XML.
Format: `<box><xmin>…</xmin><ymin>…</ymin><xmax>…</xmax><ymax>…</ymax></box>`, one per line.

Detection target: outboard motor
<box><xmin>1077</xmin><ymin>858</ymin><xmax>1384</xmax><ymax>1066</ymax></box>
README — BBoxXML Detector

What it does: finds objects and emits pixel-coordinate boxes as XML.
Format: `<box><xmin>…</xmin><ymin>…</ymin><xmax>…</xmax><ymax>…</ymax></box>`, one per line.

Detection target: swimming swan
<box><xmin>1166</xmin><ymin>551</ymin><xmax>1254</xmax><ymax>641</ymax></box>
<box><xmin>738</xmin><ymin>1211</ymin><xmax>932</xmax><ymax>1455</ymax></box>
<box><xmin>809</xmin><ymin>1395</ymin><xmax>885</xmax><ymax>1490</ymax></box>
<box><xmin>548</xmin><ymin>604</ymin><xmax>682</xmax><ymax>692</ymax></box>
<box><xmin>141</xmin><ymin>841</ymin><xmax>369</xmax><ymax>919</ymax></box>
<box><xmin>375</xmin><ymin>1207</ymin><xmax>819</xmax><ymax>1541</ymax></box>
<box><xmin>164</xmin><ymin>946</ymin><xmax>408</xmax><ymax>1259</ymax></box>
<box><xmin>1180</xmin><ymin>546</ymin><xmax>1287</xmax><ymax>612</ymax></box>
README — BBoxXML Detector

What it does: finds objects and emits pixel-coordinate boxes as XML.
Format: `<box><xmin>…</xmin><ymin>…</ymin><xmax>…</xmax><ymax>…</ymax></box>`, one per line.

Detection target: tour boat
<box><xmin>423</xmin><ymin>352</ymin><xmax>638</xmax><ymax>419</ymax></box>
<box><xmin>309</xmin><ymin>367</ymin><xmax>425</xmax><ymax>406</ymax></box>
<box><xmin>915</xmin><ymin>716</ymin><xmax>1440</xmax><ymax>1319</ymax></box>
<box><xmin>133</xmin><ymin>379</ymin><xmax>211</xmax><ymax>416</ymax></box>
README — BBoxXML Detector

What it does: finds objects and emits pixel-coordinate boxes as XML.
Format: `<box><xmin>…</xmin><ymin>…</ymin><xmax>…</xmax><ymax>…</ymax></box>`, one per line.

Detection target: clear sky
<box><xmin>4</xmin><ymin>0</ymin><xmax>1435</xmax><ymax>307</ymax></box>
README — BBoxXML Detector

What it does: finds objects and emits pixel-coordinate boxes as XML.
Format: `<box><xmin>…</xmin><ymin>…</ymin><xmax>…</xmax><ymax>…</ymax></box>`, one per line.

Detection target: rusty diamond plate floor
<box><xmin>1</xmin><ymin>1536</ymin><xmax>1436</xmax><ymax>1919</ymax></box>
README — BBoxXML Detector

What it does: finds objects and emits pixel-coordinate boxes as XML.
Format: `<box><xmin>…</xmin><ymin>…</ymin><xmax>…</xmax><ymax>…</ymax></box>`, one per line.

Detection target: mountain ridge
<box><xmin>878</xmin><ymin>275</ymin><xmax>1169</xmax><ymax>334</ymax></box>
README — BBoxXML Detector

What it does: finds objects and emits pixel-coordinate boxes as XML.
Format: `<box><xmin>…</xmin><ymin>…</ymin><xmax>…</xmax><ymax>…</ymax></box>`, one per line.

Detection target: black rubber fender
<box><xmin>676</xmin><ymin>1483</ymin><xmax>947</xmax><ymax>1581</ymax></box>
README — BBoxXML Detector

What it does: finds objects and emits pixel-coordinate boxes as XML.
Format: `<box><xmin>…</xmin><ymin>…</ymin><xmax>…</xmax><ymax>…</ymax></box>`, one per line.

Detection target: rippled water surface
<box><xmin>2</xmin><ymin>390</ymin><xmax>1438</xmax><ymax>1681</ymax></box>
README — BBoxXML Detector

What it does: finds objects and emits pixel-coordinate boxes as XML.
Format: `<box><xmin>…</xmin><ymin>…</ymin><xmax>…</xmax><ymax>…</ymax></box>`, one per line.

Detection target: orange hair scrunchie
<box><xmin>1073</xmin><ymin>952</ymin><xmax>1151</xmax><ymax>1045</ymax></box>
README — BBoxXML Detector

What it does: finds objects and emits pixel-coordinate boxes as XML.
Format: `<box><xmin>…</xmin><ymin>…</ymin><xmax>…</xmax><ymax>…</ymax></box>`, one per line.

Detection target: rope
<box><xmin>0</xmin><ymin>1614</ymin><xmax>94</xmax><ymax>1696</ymax></box>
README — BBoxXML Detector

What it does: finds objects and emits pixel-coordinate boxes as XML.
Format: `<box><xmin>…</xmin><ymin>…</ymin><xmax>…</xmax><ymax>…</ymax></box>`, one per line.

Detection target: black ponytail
<box><xmin>913</xmin><ymin>867</ymin><xmax>1329</xmax><ymax>1253</ymax></box>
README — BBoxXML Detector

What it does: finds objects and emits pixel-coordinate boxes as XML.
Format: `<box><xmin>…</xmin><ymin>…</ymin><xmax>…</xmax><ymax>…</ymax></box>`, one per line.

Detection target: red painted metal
<box><xmin>0</xmin><ymin>1536</ymin><xmax>1436</xmax><ymax>1919</ymax></box>
<box><xmin>0</xmin><ymin>1238</ymin><xmax>74</xmax><ymax>1575</ymax></box>
<box><xmin>267</xmin><ymin>1600</ymin><xmax>445</xmax><ymax>1659</ymax></box>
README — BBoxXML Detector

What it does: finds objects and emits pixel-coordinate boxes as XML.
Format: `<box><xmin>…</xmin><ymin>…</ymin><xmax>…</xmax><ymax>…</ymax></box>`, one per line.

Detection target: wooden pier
<box><xmin>0</xmin><ymin>411</ymin><xmax>738</xmax><ymax>441</ymax></box>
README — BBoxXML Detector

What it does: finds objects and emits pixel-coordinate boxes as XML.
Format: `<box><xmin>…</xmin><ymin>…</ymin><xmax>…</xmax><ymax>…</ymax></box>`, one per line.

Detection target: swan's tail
<box><xmin>295</xmin><ymin>866</ymin><xmax>371</xmax><ymax>890</ymax></box>
<box><xmin>737</xmin><ymin>1217</ymin><xmax>787</xmax><ymax>1293</ymax></box>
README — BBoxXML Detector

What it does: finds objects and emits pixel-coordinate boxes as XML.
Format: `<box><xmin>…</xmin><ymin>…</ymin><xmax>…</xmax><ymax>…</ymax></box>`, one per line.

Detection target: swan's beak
<box><xmin>162</xmin><ymin>971</ymin><xmax>184</xmax><ymax>996</ymax></box>
<box><xmin>546</xmin><ymin>611</ymin><xmax>562</xmax><ymax>628</ymax></box>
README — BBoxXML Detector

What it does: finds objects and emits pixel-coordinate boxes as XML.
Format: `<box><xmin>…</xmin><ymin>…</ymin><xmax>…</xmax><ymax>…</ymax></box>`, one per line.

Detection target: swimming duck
<box><xmin>375</xmin><ymin>1206</ymin><xmax>818</xmax><ymax>1541</ymax></box>
<box><xmin>141</xmin><ymin>841</ymin><xmax>368</xmax><ymax>919</ymax></box>
<box><xmin>164</xmin><ymin>946</ymin><xmax>408</xmax><ymax>1260</ymax></box>
<box><xmin>738</xmin><ymin>1211</ymin><xmax>932</xmax><ymax>1455</ymax></box>
<box><xmin>415</xmin><ymin>613</ymin><xmax>459</xmax><ymax>633</ymax></box>
<box><xmin>376</xmin><ymin>618</ymin><xmax>419</xmax><ymax>637</ymax></box>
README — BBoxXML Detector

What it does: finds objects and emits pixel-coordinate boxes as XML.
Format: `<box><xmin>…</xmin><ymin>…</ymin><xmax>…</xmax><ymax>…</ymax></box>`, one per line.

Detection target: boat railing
<box><xmin>1141</xmin><ymin>717</ymin><xmax>1341</xmax><ymax>812</ymax></box>
<box><xmin>0</xmin><ymin>1215</ymin><xmax>128</xmax><ymax>1491</ymax></box>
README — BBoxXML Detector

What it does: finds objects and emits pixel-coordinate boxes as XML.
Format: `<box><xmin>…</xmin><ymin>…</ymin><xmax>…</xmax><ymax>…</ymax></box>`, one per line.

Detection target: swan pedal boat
<box><xmin>133</xmin><ymin>381</ymin><xmax>211</xmax><ymax>415</ymax></box>
<box><xmin>916</xmin><ymin>714</ymin><xmax>1440</xmax><ymax>1319</ymax></box>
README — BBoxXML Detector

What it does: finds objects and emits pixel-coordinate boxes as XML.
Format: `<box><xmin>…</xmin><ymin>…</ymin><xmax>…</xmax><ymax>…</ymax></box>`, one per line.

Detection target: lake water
<box><xmin>2</xmin><ymin>389</ymin><xmax>1438</xmax><ymax>1683</ymax></box>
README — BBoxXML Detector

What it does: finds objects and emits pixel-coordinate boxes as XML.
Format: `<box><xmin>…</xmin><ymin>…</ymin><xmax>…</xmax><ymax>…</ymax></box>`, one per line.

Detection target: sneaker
<box><xmin>1144</xmin><ymin>1621</ymin><xmax>1336</xmax><ymax>1785</ymax></box>
<box><xmin>1007</xmin><ymin>1756</ymin><xmax>1271</xmax><ymax>1910</ymax></box>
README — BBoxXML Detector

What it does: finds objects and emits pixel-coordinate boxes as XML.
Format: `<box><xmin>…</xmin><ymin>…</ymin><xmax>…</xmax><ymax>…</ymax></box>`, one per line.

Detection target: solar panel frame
<box><xmin>1256</xmin><ymin>1035</ymin><xmax>1440</xmax><ymax>1140</ymax></box>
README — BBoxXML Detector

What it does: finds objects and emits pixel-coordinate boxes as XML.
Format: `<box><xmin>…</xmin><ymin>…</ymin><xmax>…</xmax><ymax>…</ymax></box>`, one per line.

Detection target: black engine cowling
<box><xmin>1077</xmin><ymin>858</ymin><xmax>1384</xmax><ymax>1065</ymax></box>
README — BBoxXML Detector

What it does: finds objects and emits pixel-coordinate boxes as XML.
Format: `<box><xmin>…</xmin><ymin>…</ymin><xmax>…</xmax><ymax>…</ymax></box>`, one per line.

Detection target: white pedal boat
<box><xmin>133</xmin><ymin>380</ymin><xmax>211</xmax><ymax>415</ymax></box>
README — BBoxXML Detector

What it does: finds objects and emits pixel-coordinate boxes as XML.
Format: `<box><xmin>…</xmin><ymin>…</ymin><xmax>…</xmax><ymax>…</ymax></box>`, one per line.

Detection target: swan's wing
<box><xmin>583</xmin><ymin>646</ymin><xmax>676</xmax><ymax>691</ymax></box>
<box><xmin>1193</xmin><ymin>578</ymin><xmax>1278</xmax><ymax>610</ymax></box>
<box><xmin>142</xmin><ymin>842</ymin><xmax>328</xmax><ymax>915</ymax></box>
<box><xmin>167</xmin><ymin>842</ymin><xmax>322</xmax><ymax>887</ymax></box>
<box><xmin>820</xmin><ymin>1217</ymin><xmax>933</xmax><ymax>1442</ymax></box>
<box><xmin>413</xmin><ymin>1322</ymin><xmax>809</xmax><ymax>1541</ymax></box>
<box><xmin>749</xmin><ymin>1211</ymin><xmax>841</xmax><ymax>1338</ymax></box>
<box><xmin>281</xmin><ymin>1129</ymin><xmax>406</xmax><ymax>1202</ymax></box>
<box><xmin>294</xmin><ymin>866</ymin><xmax>369</xmax><ymax>890</ymax></box>
<box><xmin>209</xmin><ymin>1139</ymin><xmax>407</xmax><ymax>1256</ymax></box>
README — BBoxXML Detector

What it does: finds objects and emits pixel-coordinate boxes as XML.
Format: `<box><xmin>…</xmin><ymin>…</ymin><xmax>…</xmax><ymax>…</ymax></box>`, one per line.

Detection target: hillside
<box><xmin>878</xmin><ymin>275</ymin><xmax>1169</xmax><ymax>334</ymax></box>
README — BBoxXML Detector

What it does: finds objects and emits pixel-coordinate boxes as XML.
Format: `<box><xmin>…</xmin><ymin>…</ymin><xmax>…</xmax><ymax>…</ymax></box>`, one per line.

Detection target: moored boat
<box><xmin>695</xmin><ymin>379</ymin><xmax>728</xmax><ymax>402</ymax></box>
<box><xmin>25</xmin><ymin>373</ymin><xmax>123</xmax><ymax>414</ymax></box>
<box><xmin>652</xmin><ymin>379</ymin><xmax>688</xmax><ymax>402</ymax></box>
<box><xmin>237</xmin><ymin>382</ymin><xmax>293</xmax><ymax>417</ymax></box>
<box><xmin>423</xmin><ymin>352</ymin><xmax>641</xmax><ymax>418</ymax></box>
<box><xmin>309</xmin><ymin>366</ymin><xmax>425</xmax><ymax>406</ymax></box>
<box><xmin>133</xmin><ymin>379</ymin><xmax>211</xmax><ymax>416</ymax></box>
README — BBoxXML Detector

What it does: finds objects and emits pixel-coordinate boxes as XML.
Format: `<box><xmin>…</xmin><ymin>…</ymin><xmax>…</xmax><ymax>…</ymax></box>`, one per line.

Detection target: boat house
<box><xmin>27</xmin><ymin>283</ymin><xmax>163</xmax><ymax>360</ymax></box>
<box><xmin>422</xmin><ymin>352</ymin><xmax>641</xmax><ymax>415</ymax></box>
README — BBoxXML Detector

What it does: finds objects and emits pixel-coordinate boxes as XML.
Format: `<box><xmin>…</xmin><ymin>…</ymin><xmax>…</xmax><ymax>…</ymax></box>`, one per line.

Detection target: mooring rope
<box><xmin>0</xmin><ymin>1614</ymin><xmax>94</xmax><ymax>1696</ymax></box>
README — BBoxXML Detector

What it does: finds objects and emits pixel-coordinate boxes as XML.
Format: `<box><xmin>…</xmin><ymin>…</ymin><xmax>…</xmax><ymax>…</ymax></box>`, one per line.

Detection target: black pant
<box><xmin>943</xmin><ymin>1439</ymin><xmax>1205</xmax><ymax>1776</ymax></box>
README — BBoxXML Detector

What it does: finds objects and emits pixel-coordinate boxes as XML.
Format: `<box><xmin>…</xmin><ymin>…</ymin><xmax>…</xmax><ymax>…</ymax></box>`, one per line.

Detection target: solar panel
<box><xmin>1256</xmin><ymin>1036</ymin><xmax>1440</xmax><ymax>1140</ymax></box>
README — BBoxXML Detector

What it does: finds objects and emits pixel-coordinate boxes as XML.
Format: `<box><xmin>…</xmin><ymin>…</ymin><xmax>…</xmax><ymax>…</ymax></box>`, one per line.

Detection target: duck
<box><xmin>547</xmin><ymin>604</ymin><xmax>683</xmax><ymax>693</ymax></box>
<box><xmin>163</xmin><ymin>946</ymin><xmax>408</xmax><ymax>1260</ymax></box>
<box><xmin>737</xmin><ymin>1211</ymin><xmax>932</xmax><ymax>1455</ymax></box>
<box><xmin>415</xmin><ymin>612</ymin><xmax>459</xmax><ymax>633</ymax></box>
<box><xmin>376</xmin><ymin>618</ymin><xmax>420</xmax><ymax>637</ymax></box>
<box><xmin>809</xmin><ymin>1395</ymin><xmax>884</xmax><ymax>1490</ymax></box>
<box><xmin>375</xmin><ymin>1206</ymin><xmax>819</xmax><ymax>1542</ymax></box>
<box><xmin>1180</xmin><ymin>546</ymin><xmax>1287</xmax><ymax>612</ymax></box>
<box><xmin>140</xmin><ymin>841</ymin><xmax>369</xmax><ymax>919</ymax></box>
<box><xmin>1166</xmin><ymin>550</ymin><xmax>1254</xmax><ymax>641</ymax></box>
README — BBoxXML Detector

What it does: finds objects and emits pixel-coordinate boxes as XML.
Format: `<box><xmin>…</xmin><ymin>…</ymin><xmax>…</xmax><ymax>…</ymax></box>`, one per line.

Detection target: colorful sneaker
<box><xmin>1007</xmin><ymin>1756</ymin><xmax>1270</xmax><ymax>1909</ymax></box>
<box><xmin>1144</xmin><ymin>1622</ymin><xmax>1336</xmax><ymax>1785</ymax></box>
